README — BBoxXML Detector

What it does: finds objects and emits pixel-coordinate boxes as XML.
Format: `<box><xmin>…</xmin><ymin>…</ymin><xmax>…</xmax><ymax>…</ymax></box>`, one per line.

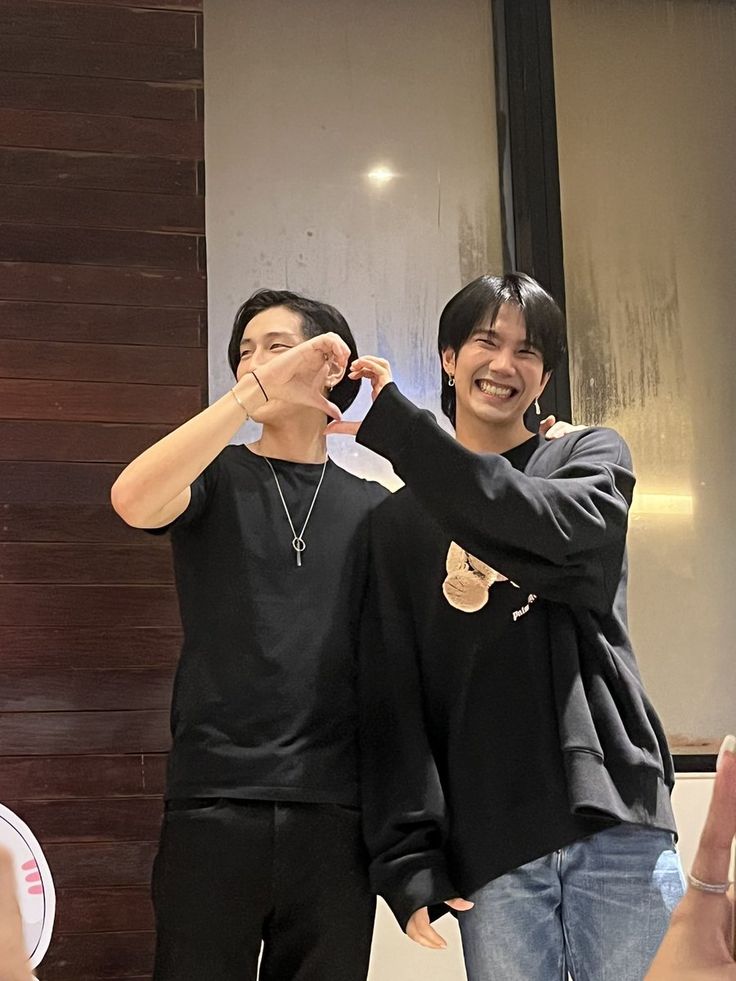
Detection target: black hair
<box><xmin>438</xmin><ymin>272</ymin><xmax>567</xmax><ymax>426</ymax></box>
<box><xmin>227</xmin><ymin>288</ymin><xmax>360</xmax><ymax>413</ymax></box>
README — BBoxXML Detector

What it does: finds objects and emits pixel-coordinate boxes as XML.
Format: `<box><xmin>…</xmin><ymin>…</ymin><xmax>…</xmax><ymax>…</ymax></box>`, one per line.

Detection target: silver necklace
<box><xmin>263</xmin><ymin>456</ymin><xmax>328</xmax><ymax>567</ymax></box>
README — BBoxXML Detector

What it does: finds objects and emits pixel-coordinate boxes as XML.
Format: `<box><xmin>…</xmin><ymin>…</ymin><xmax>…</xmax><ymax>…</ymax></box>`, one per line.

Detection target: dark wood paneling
<box><xmin>0</xmin><ymin>185</ymin><xmax>204</xmax><ymax>232</ymax></box>
<box><xmin>52</xmin><ymin>0</ymin><xmax>200</xmax><ymax>7</ymax></box>
<box><xmin>0</xmin><ymin>505</ymin><xmax>157</xmax><ymax>543</ymax></box>
<box><xmin>1</xmin><ymin>2</ymin><xmax>197</xmax><ymax>49</ymax></box>
<box><xmin>0</xmin><ymin>147</ymin><xmax>198</xmax><ymax>195</ymax></box>
<box><xmin>0</xmin><ymin>666</ymin><xmax>173</xmax><ymax>711</ymax></box>
<box><xmin>0</xmin><ymin>462</ymin><xmax>122</xmax><ymax>504</ymax></box>
<box><xmin>0</xmin><ymin>627</ymin><xmax>181</xmax><ymax>670</ymax></box>
<box><xmin>0</xmin><ymin>71</ymin><xmax>197</xmax><ymax>120</ymax></box>
<box><xmin>1</xmin><ymin>7</ymin><xmax>206</xmax><ymax>974</ymax></box>
<box><xmin>39</xmin><ymin>932</ymin><xmax>156</xmax><ymax>981</ymax></box>
<box><xmin>46</xmin><ymin>841</ymin><xmax>159</xmax><ymax>888</ymax></box>
<box><xmin>0</xmin><ymin>224</ymin><xmax>198</xmax><ymax>270</ymax></box>
<box><xmin>0</xmin><ymin>301</ymin><xmax>202</xmax><ymax>347</ymax></box>
<box><xmin>1</xmin><ymin>543</ymin><xmax>173</xmax><ymax>583</ymax></box>
<box><xmin>0</xmin><ymin>379</ymin><xmax>201</xmax><ymax>424</ymax></box>
<box><xmin>0</xmin><ymin>263</ymin><xmax>206</xmax><ymax>307</ymax></box>
<box><xmin>0</xmin><ymin>754</ymin><xmax>167</xmax><ymax>799</ymax></box>
<box><xmin>0</xmin><ymin>421</ymin><xmax>171</xmax><ymax>462</ymax></box>
<box><xmin>0</xmin><ymin>339</ymin><xmax>205</xmax><ymax>383</ymax></box>
<box><xmin>0</xmin><ymin>710</ymin><xmax>171</xmax><ymax>755</ymax></box>
<box><xmin>0</xmin><ymin>108</ymin><xmax>203</xmax><ymax>158</ymax></box>
<box><xmin>51</xmin><ymin>0</ymin><xmax>200</xmax><ymax>7</ymax></box>
<box><xmin>0</xmin><ymin>35</ymin><xmax>202</xmax><ymax>83</ymax></box>
<box><xmin>0</xmin><ymin>583</ymin><xmax>179</xmax><ymax>627</ymax></box>
<box><xmin>55</xmin><ymin>886</ymin><xmax>153</xmax><ymax>934</ymax></box>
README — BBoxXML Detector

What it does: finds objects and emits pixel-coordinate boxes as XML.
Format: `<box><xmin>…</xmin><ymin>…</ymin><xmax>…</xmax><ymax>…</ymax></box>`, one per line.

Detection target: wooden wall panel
<box><xmin>0</xmin><ymin>35</ymin><xmax>203</xmax><ymax>82</ymax></box>
<box><xmin>0</xmin><ymin>4</ymin><xmax>206</xmax><ymax>975</ymax></box>
<box><xmin>0</xmin><ymin>755</ymin><xmax>167</xmax><ymax>799</ymax></box>
<box><xmin>0</xmin><ymin>108</ymin><xmax>203</xmax><ymax>157</ymax></box>
<box><xmin>0</xmin><ymin>302</ymin><xmax>203</xmax><ymax>347</ymax></box>
<box><xmin>0</xmin><ymin>422</ymin><xmax>172</xmax><ymax>462</ymax></box>
<box><xmin>0</xmin><ymin>627</ymin><xmax>181</xmax><ymax>669</ymax></box>
<box><xmin>0</xmin><ymin>379</ymin><xmax>201</xmax><ymax>423</ymax></box>
<box><xmin>0</xmin><ymin>505</ymin><xmax>162</xmax><ymax>542</ymax></box>
<box><xmin>0</xmin><ymin>73</ymin><xmax>197</xmax><ymax>120</ymax></box>
<box><xmin>0</xmin><ymin>224</ymin><xmax>199</xmax><ymax>269</ymax></box>
<box><xmin>0</xmin><ymin>148</ymin><xmax>199</xmax><ymax>195</ymax></box>
<box><xmin>0</xmin><ymin>340</ymin><xmax>205</xmax><ymax>383</ymax></box>
<box><xmin>0</xmin><ymin>185</ymin><xmax>204</xmax><ymax>231</ymax></box>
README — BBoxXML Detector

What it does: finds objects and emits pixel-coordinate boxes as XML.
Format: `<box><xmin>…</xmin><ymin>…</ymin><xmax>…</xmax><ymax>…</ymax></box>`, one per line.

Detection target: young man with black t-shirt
<box><xmin>330</xmin><ymin>273</ymin><xmax>686</xmax><ymax>980</ymax></box>
<box><xmin>111</xmin><ymin>290</ymin><xmax>386</xmax><ymax>981</ymax></box>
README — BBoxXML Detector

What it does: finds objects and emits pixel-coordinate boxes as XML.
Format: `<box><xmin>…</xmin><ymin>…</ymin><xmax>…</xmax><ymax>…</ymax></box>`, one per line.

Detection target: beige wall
<box><xmin>552</xmin><ymin>0</ymin><xmax>736</xmax><ymax>747</ymax></box>
<box><xmin>203</xmin><ymin>0</ymin><xmax>503</xmax><ymax>484</ymax></box>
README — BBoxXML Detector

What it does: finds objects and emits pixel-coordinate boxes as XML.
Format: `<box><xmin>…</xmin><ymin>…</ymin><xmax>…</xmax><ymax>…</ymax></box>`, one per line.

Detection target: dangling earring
<box><xmin>534</xmin><ymin>398</ymin><xmax>541</xmax><ymax>416</ymax></box>
<box><xmin>448</xmin><ymin>374</ymin><xmax>455</xmax><ymax>388</ymax></box>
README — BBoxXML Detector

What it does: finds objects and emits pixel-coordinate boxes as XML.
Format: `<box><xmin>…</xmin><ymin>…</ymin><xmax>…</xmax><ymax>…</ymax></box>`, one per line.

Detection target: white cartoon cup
<box><xmin>0</xmin><ymin>803</ymin><xmax>56</xmax><ymax>969</ymax></box>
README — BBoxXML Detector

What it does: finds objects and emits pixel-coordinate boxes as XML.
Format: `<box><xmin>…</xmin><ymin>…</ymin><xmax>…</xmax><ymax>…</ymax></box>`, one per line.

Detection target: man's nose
<box><xmin>489</xmin><ymin>349</ymin><xmax>514</xmax><ymax>375</ymax></box>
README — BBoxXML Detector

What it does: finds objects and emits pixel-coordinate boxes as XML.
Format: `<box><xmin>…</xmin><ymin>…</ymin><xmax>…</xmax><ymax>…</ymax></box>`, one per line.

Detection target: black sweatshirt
<box><xmin>147</xmin><ymin>445</ymin><xmax>387</xmax><ymax>805</ymax></box>
<box><xmin>356</xmin><ymin>383</ymin><xmax>676</xmax><ymax>929</ymax></box>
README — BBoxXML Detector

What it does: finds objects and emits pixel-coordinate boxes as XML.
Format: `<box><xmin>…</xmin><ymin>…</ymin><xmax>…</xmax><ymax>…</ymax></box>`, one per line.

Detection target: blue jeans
<box><xmin>458</xmin><ymin>824</ymin><xmax>685</xmax><ymax>981</ymax></box>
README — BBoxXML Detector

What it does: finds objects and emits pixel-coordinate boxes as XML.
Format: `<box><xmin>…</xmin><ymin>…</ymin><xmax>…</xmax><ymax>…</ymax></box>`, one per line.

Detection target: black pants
<box><xmin>152</xmin><ymin>798</ymin><xmax>376</xmax><ymax>981</ymax></box>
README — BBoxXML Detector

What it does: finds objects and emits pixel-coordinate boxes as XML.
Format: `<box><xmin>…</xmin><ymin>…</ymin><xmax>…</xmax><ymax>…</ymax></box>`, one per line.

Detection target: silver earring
<box><xmin>534</xmin><ymin>398</ymin><xmax>541</xmax><ymax>416</ymax></box>
<box><xmin>448</xmin><ymin>375</ymin><xmax>455</xmax><ymax>388</ymax></box>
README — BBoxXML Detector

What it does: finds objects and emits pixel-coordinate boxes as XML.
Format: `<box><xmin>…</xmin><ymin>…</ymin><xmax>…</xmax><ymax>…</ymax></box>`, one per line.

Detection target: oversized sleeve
<box><xmin>359</xmin><ymin>503</ymin><xmax>459</xmax><ymax>929</ymax></box>
<box><xmin>357</xmin><ymin>383</ymin><xmax>634</xmax><ymax>613</ymax></box>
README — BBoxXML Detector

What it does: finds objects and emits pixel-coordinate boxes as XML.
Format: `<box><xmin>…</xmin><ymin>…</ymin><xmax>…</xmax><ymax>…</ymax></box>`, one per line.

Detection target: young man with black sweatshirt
<box><xmin>111</xmin><ymin>290</ymin><xmax>387</xmax><ymax>981</ymax></box>
<box><xmin>333</xmin><ymin>273</ymin><xmax>686</xmax><ymax>980</ymax></box>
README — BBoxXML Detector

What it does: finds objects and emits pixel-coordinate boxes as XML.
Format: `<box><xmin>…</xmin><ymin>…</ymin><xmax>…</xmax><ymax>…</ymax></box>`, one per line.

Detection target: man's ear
<box><xmin>325</xmin><ymin>358</ymin><xmax>347</xmax><ymax>391</ymax></box>
<box><xmin>538</xmin><ymin>370</ymin><xmax>552</xmax><ymax>400</ymax></box>
<box><xmin>441</xmin><ymin>348</ymin><xmax>456</xmax><ymax>380</ymax></box>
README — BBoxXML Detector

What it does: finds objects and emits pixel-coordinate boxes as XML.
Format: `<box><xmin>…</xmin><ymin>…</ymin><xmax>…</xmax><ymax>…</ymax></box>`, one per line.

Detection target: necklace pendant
<box><xmin>293</xmin><ymin>536</ymin><xmax>306</xmax><ymax>568</ymax></box>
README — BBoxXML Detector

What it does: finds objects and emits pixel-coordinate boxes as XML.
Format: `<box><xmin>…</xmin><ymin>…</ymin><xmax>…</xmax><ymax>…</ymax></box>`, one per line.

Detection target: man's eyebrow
<box><xmin>239</xmin><ymin>330</ymin><xmax>299</xmax><ymax>349</ymax></box>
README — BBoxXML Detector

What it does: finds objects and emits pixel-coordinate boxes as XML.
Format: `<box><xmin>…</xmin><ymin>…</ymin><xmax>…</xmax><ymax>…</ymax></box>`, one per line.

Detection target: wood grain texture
<box><xmin>1</xmin><ymin>2</ymin><xmax>197</xmax><ymax>49</ymax></box>
<box><xmin>0</xmin><ymin>583</ymin><xmax>179</xmax><ymax>626</ymax></box>
<box><xmin>0</xmin><ymin>421</ymin><xmax>172</xmax><ymax>462</ymax></box>
<box><xmin>0</xmin><ymin>107</ymin><xmax>203</xmax><ymax>157</ymax></box>
<box><xmin>0</xmin><ymin>223</ymin><xmax>199</xmax><ymax>270</ymax></box>
<box><xmin>0</xmin><ymin>462</ymin><xmax>124</xmax><ymax>504</ymax></box>
<box><xmin>0</xmin><ymin>666</ymin><xmax>174</xmax><ymax>712</ymax></box>
<box><xmin>39</xmin><ymin>932</ymin><xmax>156</xmax><ymax>981</ymax></box>
<box><xmin>0</xmin><ymin>542</ymin><xmax>174</xmax><ymax>583</ymax></box>
<box><xmin>0</xmin><ymin>262</ymin><xmax>207</xmax><ymax>306</ymax></box>
<box><xmin>0</xmin><ymin>147</ymin><xmax>198</xmax><ymax>195</ymax></box>
<box><xmin>0</xmin><ymin>504</ymin><xmax>163</xmax><ymax>542</ymax></box>
<box><xmin>0</xmin><ymin>301</ymin><xmax>203</xmax><ymax>347</ymax></box>
<box><xmin>0</xmin><ymin>338</ymin><xmax>206</xmax><ymax>383</ymax></box>
<box><xmin>0</xmin><ymin>710</ymin><xmax>171</xmax><ymax>754</ymax></box>
<box><xmin>0</xmin><ymin>378</ymin><xmax>202</xmax><ymax>423</ymax></box>
<box><xmin>0</xmin><ymin>626</ymin><xmax>181</xmax><ymax>670</ymax></box>
<box><xmin>55</xmin><ymin>885</ymin><xmax>154</xmax><ymax>934</ymax></box>
<box><xmin>0</xmin><ymin>185</ymin><xmax>204</xmax><ymax>232</ymax></box>
<box><xmin>0</xmin><ymin>72</ymin><xmax>197</xmax><ymax>120</ymax></box>
<box><xmin>0</xmin><ymin>754</ymin><xmax>167</xmax><ymax>798</ymax></box>
<box><xmin>0</xmin><ymin>34</ymin><xmax>203</xmax><ymax>83</ymax></box>
<box><xmin>45</xmin><ymin>841</ymin><xmax>159</xmax><ymax>888</ymax></box>
<box><xmin>0</xmin><ymin>7</ymin><xmax>206</xmax><ymax>975</ymax></box>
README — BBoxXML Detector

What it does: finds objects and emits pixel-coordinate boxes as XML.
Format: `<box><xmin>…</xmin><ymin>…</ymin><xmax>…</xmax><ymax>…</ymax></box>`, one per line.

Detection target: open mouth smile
<box><xmin>475</xmin><ymin>379</ymin><xmax>518</xmax><ymax>400</ymax></box>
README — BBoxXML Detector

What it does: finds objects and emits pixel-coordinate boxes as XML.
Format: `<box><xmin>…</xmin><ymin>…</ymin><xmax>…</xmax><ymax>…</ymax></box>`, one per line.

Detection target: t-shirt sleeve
<box><xmin>359</xmin><ymin>502</ymin><xmax>459</xmax><ymax>929</ymax></box>
<box><xmin>142</xmin><ymin>455</ymin><xmax>220</xmax><ymax>536</ymax></box>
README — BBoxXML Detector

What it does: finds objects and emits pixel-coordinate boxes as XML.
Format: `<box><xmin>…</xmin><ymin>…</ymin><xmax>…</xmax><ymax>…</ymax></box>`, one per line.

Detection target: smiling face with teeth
<box><xmin>442</xmin><ymin>302</ymin><xmax>551</xmax><ymax>452</ymax></box>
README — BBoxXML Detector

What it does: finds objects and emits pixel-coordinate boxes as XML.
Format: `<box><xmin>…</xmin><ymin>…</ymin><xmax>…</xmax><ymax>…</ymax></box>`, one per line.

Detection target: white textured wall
<box><xmin>552</xmin><ymin>0</ymin><xmax>736</xmax><ymax>745</ymax></box>
<box><xmin>203</xmin><ymin>0</ymin><xmax>503</xmax><ymax>485</ymax></box>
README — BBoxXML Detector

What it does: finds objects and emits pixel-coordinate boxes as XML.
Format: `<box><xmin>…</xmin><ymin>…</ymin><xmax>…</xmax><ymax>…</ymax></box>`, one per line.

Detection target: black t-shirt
<box><xmin>150</xmin><ymin>445</ymin><xmax>388</xmax><ymax>805</ymax></box>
